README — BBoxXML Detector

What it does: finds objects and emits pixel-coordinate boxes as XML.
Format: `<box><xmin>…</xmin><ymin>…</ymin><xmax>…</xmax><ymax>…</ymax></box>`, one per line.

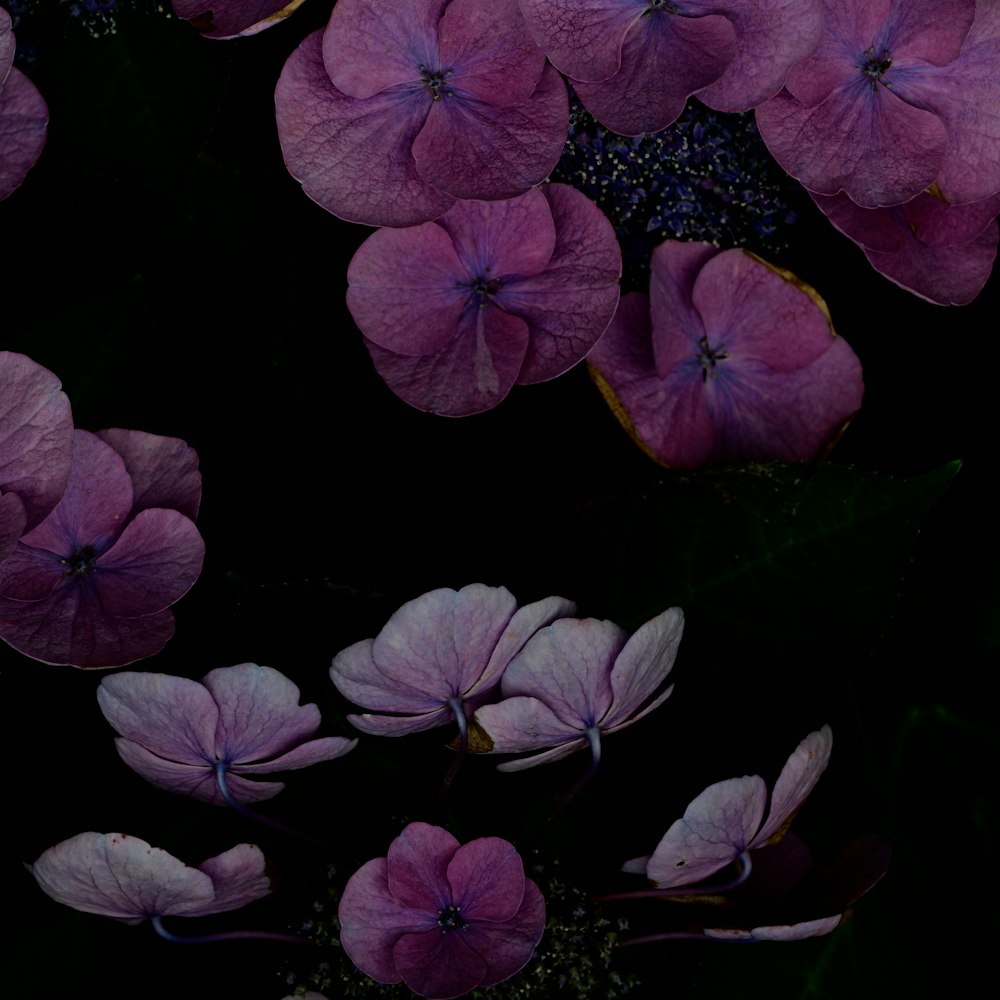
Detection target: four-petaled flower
<box><xmin>30</xmin><ymin>832</ymin><xmax>271</xmax><ymax>924</ymax></box>
<box><xmin>0</xmin><ymin>428</ymin><xmax>205</xmax><ymax>667</ymax></box>
<box><xmin>588</xmin><ymin>241</ymin><xmax>863</xmax><ymax>469</ymax></box>
<box><xmin>97</xmin><ymin>662</ymin><xmax>358</xmax><ymax>806</ymax></box>
<box><xmin>472</xmin><ymin>606</ymin><xmax>684</xmax><ymax>770</ymax></box>
<box><xmin>338</xmin><ymin>821</ymin><xmax>545</xmax><ymax>999</ymax></box>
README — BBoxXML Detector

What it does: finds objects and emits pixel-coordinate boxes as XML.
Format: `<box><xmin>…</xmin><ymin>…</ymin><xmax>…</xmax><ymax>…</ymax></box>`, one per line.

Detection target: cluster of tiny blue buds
<box><xmin>549</xmin><ymin>93</ymin><xmax>799</xmax><ymax>290</ymax></box>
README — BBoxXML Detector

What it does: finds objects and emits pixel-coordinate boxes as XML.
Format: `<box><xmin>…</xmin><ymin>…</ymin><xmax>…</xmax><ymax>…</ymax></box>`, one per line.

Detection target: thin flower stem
<box><xmin>596</xmin><ymin>851</ymin><xmax>753</xmax><ymax>903</ymax></box>
<box><xmin>438</xmin><ymin>697</ymin><xmax>468</xmax><ymax>806</ymax></box>
<box><xmin>151</xmin><ymin>915</ymin><xmax>310</xmax><ymax>945</ymax></box>
<box><xmin>214</xmin><ymin>764</ymin><xmax>336</xmax><ymax>852</ymax></box>
<box><xmin>546</xmin><ymin>725</ymin><xmax>602</xmax><ymax>824</ymax></box>
<box><xmin>615</xmin><ymin>931</ymin><xmax>720</xmax><ymax>948</ymax></box>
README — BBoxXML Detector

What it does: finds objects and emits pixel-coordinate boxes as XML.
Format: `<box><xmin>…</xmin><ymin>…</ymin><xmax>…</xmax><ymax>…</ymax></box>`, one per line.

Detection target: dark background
<box><xmin>3</xmin><ymin>4</ymin><xmax>997</xmax><ymax>998</ymax></box>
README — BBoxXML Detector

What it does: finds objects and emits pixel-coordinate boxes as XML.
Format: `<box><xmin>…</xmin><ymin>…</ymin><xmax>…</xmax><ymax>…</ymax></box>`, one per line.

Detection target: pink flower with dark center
<box><xmin>338</xmin><ymin>822</ymin><xmax>545</xmax><ymax>999</ymax></box>
<box><xmin>0</xmin><ymin>428</ymin><xmax>204</xmax><ymax>667</ymax></box>
<box><xmin>756</xmin><ymin>0</ymin><xmax>1000</xmax><ymax>207</ymax></box>
<box><xmin>97</xmin><ymin>663</ymin><xmax>357</xmax><ymax>805</ymax></box>
<box><xmin>275</xmin><ymin>0</ymin><xmax>569</xmax><ymax>227</ymax></box>
<box><xmin>346</xmin><ymin>184</ymin><xmax>621</xmax><ymax>415</ymax></box>
<box><xmin>0</xmin><ymin>352</ymin><xmax>73</xmax><ymax>565</ymax></box>
<box><xmin>588</xmin><ymin>241</ymin><xmax>863</xmax><ymax>470</ymax></box>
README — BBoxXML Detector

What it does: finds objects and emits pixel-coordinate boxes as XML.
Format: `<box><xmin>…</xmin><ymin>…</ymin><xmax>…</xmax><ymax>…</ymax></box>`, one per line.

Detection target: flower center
<box><xmin>859</xmin><ymin>47</ymin><xmax>892</xmax><ymax>90</ymax></box>
<box><xmin>437</xmin><ymin>904</ymin><xmax>467</xmax><ymax>932</ymax></box>
<box><xmin>61</xmin><ymin>545</ymin><xmax>98</xmax><ymax>578</ymax></box>
<box><xmin>697</xmin><ymin>337</ymin><xmax>728</xmax><ymax>381</ymax></box>
<box><xmin>464</xmin><ymin>275</ymin><xmax>502</xmax><ymax>309</ymax></box>
<box><xmin>643</xmin><ymin>0</ymin><xmax>680</xmax><ymax>14</ymax></box>
<box><xmin>419</xmin><ymin>64</ymin><xmax>454</xmax><ymax>101</ymax></box>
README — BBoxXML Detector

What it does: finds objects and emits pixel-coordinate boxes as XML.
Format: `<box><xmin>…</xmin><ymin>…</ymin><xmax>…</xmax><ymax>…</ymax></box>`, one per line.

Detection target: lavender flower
<box><xmin>0</xmin><ymin>428</ymin><xmax>204</xmax><ymax>667</ymax></box>
<box><xmin>588</xmin><ymin>241</ymin><xmax>864</xmax><ymax>469</ymax></box>
<box><xmin>275</xmin><ymin>0</ymin><xmax>568</xmax><ymax>227</ymax></box>
<box><xmin>29</xmin><ymin>832</ymin><xmax>271</xmax><ymax>924</ymax></box>
<box><xmin>471</xmin><ymin>607</ymin><xmax>683</xmax><ymax>771</ymax></box>
<box><xmin>756</xmin><ymin>0</ymin><xmax>1000</xmax><ymax>207</ymax></box>
<box><xmin>331</xmin><ymin>583</ymin><xmax>575</xmax><ymax>738</ymax></box>
<box><xmin>338</xmin><ymin>822</ymin><xmax>545</xmax><ymax>999</ymax></box>
<box><xmin>97</xmin><ymin>663</ymin><xmax>357</xmax><ymax>805</ymax></box>
<box><xmin>347</xmin><ymin>184</ymin><xmax>621</xmax><ymax>415</ymax></box>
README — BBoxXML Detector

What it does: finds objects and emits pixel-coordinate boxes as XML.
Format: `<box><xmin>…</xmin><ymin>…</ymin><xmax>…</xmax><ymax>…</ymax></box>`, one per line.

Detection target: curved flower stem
<box><xmin>596</xmin><ymin>852</ymin><xmax>753</xmax><ymax>903</ymax></box>
<box><xmin>151</xmin><ymin>915</ymin><xmax>310</xmax><ymax>945</ymax></box>
<box><xmin>214</xmin><ymin>764</ymin><xmax>336</xmax><ymax>852</ymax></box>
<box><xmin>614</xmin><ymin>930</ymin><xmax>721</xmax><ymax>948</ymax></box>
<box><xmin>546</xmin><ymin>725</ymin><xmax>602</xmax><ymax>824</ymax></box>
<box><xmin>438</xmin><ymin>697</ymin><xmax>468</xmax><ymax>806</ymax></box>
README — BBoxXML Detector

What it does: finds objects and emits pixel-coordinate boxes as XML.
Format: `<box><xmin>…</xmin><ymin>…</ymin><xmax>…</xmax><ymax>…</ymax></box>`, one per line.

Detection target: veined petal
<box><xmin>387</xmin><ymin>821</ymin><xmax>460</xmax><ymax>911</ymax></box>
<box><xmin>0</xmin><ymin>66</ymin><xmax>47</xmax><ymax>202</ymax></box>
<box><xmin>276</xmin><ymin>30</ymin><xmax>453</xmax><ymax>228</ymax></box>
<box><xmin>473</xmin><ymin>694</ymin><xmax>581</xmax><ymax>755</ymax></box>
<box><xmin>333</xmin><ymin>637</ymin><xmax>446</xmax><ymax>714</ymax></box>
<box><xmin>173</xmin><ymin>0</ymin><xmax>309</xmax><ymax>39</ymax></box>
<box><xmin>188</xmin><ymin>843</ymin><xmax>271</xmax><ymax>917</ymax></box>
<box><xmin>111</xmin><ymin>737</ymin><xmax>228</xmax><ymax>804</ymax></box>
<box><xmin>394</xmin><ymin>927</ymin><xmax>489</xmax><ymax>998</ymax></box>
<box><xmin>463</xmin><ymin>877</ymin><xmax>545</xmax><ymax>987</ymax></box>
<box><xmin>447</xmin><ymin>837</ymin><xmax>525</xmax><ymax>922</ymax></box>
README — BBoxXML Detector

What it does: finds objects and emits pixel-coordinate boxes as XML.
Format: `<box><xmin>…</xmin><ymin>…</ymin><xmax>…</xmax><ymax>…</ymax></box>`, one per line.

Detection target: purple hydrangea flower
<box><xmin>172</xmin><ymin>0</ymin><xmax>307</xmax><ymax>38</ymax></box>
<box><xmin>331</xmin><ymin>583</ymin><xmax>575</xmax><ymax>738</ymax></box>
<box><xmin>338</xmin><ymin>821</ymin><xmax>545</xmax><ymax>999</ymax></box>
<box><xmin>0</xmin><ymin>7</ymin><xmax>46</xmax><ymax>201</ymax></box>
<box><xmin>622</xmin><ymin>726</ymin><xmax>833</xmax><ymax>887</ymax></box>
<box><xmin>0</xmin><ymin>352</ymin><xmax>73</xmax><ymax>565</ymax></box>
<box><xmin>275</xmin><ymin>0</ymin><xmax>569</xmax><ymax>228</ymax></box>
<box><xmin>97</xmin><ymin>663</ymin><xmax>358</xmax><ymax>806</ymax></box>
<box><xmin>756</xmin><ymin>0</ymin><xmax>1000</xmax><ymax>207</ymax></box>
<box><xmin>518</xmin><ymin>0</ymin><xmax>822</xmax><ymax>136</ymax></box>
<box><xmin>0</xmin><ymin>428</ymin><xmax>205</xmax><ymax>667</ymax></box>
<box><xmin>471</xmin><ymin>606</ymin><xmax>683</xmax><ymax>771</ymax></box>
<box><xmin>587</xmin><ymin>241</ymin><xmax>864</xmax><ymax>470</ymax></box>
<box><xmin>29</xmin><ymin>832</ymin><xmax>271</xmax><ymax>925</ymax></box>
<box><xmin>810</xmin><ymin>188</ymin><xmax>1000</xmax><ymax>306</ymax></box>
<box><xmin>347</xmin><ymin>184</ymin><xmax>622</xmax><ymax>415</ymax></box>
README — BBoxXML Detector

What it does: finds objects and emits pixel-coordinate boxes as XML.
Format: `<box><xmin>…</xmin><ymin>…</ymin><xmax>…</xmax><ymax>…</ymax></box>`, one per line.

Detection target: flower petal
<box><xmin>190</xmin><ymin>843</ymin><xmax>271</xmax><ymax>916</ymax></box>
<box><xmin>0</xmin><ymin>66</ymin><xmax>47</xmax><ymax>202</ymax></box>
<box><xmin>447</xmin><ymin>837</ymin><xmax>524</xmax><ymax>922</ymax></box>
<box><xmin>387</xmin><ymin>821</ymin><xmax>461</xmax><ymax>911</ymax></box>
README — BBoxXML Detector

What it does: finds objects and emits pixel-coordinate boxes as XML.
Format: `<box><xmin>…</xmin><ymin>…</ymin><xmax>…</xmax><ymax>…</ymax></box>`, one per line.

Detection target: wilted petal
<box><xmin>0</xmin><ymin>352</ymin><xmax>73</xmax><ymax>537</ymax></box>
<box><xmin>643</xmin><ymin>775</ymin><xmax>768</xmax><ymax>887</ymax></box>
<box><xmin>189</xmin><ymin>843</ymin><xmax>271</xmax><ymax>916</ymax></box>
<box><xmin>704</xmin><ymin>916</ymin><xmax>842</xmax><ymax>940</ymax></box>
<box><xmin>0</xmin><ymin>66</ymin><xmax>47</xmax><ymax>201</ymax></box>
<box><xmin>754</xmin><ymin>726</ymin><xmax>833</xmax><ymax>845</ymax></box>
<box><xmin>30</xmin><ymin>832</ymin><xmax>216</xmax><ymax>923</ymax></box>
<box><xmin>276</xmin><ymin>30</ymin><xmax>454</xmax><ymax>228</ymax></box>
<box><xmin>95</xmin><ymin>428</ymin><xmax>202</xmax><ymax>520</ymax></box>
<box><xmin>172</xmin><ymin>0</ymin><xmax>307</xmax><ymax>38</ymax></box>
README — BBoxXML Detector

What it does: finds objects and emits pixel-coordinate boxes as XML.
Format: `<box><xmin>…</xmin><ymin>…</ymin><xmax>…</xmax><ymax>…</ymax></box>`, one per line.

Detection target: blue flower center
<box><xmin>859</xmin><ymin>47</ymin><xmax>892</xmax><ymax>90</ymax></box>
<box><xmin>464</xmin><ymin>275</ymin><xmax>502</xmax><ymax>308</ymax></box>
<box><xmin>697</xmin><ymin>337</ymin><xmax>728</xmax><ymax>380</ymax></box>
<box><xmin>643</xmin><ymin>0</ymin><xmax>680</xmax><ymax>14</ymax></box>
<box><xmin>61</xmin><ymin>545</ymin><xmax>98</xmax><ymax>578</ymax></box>
<box><xmin>437</xmin><ymin>904</ymin><xmax>467</xmax><ymax>932</ymax></box>
<box><xmin>419</xmin><ymin>65</ymin><xmax>454</xmax><ymax>101</ymax></box>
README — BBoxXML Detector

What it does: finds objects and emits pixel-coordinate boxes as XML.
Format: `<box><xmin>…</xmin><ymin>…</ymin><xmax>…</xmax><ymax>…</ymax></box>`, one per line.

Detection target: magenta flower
<box><xmin>622</xmin><ymin>726</ymin><xmax>833</xmax><ymax>888</ymax></box>
<box><xmin>347</xmin><ymin>185</ymin><xmax>621</xmax><ymax>416</ymax></box>
<box><xmin>338</xmin><ymin>822</ymin><xmax>545</xmax><ymax>999</ymax></box>
<box><xmin>810</xmin><ymin>188</ymin><xmax>1000</xmax><ymax>306</ymax></box>
<box><xmin>518</xmin><ymin>0</ymin><xmax>821</xmax><ymax>135</ymax></box>
<box><xmin>29</xmin><ymin>832</ymin><xmax>271</xmax><ymax>925</ymax></box>
<box><xmin>471</xmin><ymin>606</ymin><xmax>683</xmax><ymax>771</ymax></box>
<box><xmin>96</xmin><ymin>663</ymin><xmax>357</xmax><ymax>806</ymax></box>
<box><xmin>756</xmin><ymin>0</ymin><xmax>1000</xmax><ymax>207</ymax></box>
<box><xmin>0</xmin><ymin>352</ymin><xmax>73</xmax><ymax>565</ymax></box>
<box><xmin>275</xmin><ymin>0</ymin><xmax>569</xmax><ymax>228</ymax></box>
<box><xmin>587</xmin><ymin>241</ymin><xmax>864</xmax><ymax>470</ymax></box>
<box><xmin>331</xmin><ymin>583</ymin><xmax>575</xmax><ymax>738</ymax></box>
<box><xmin>0</xmin><ymin>428</ymin><xmax>205</xmax><ymax>667</ymax></box>
<box><xmin>0</xmin><ymin>7</ymin><xmax>47</xmax><ymax>201</ymax></box>
<box><xmin>172</xmin><ymin>0</ymin><xmax>307</xmax><ymax>39</ymax></box>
